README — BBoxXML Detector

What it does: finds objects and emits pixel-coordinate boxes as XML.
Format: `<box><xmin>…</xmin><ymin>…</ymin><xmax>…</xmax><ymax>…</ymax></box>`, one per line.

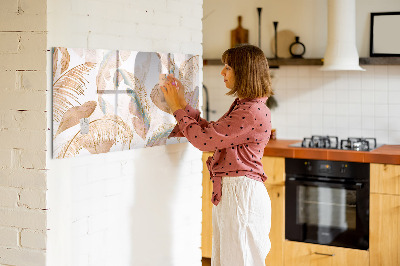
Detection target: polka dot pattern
<box><xmin>170</xmin><ymin>97</ymin><xmax>272</xmax><ymax>206</ymax></box>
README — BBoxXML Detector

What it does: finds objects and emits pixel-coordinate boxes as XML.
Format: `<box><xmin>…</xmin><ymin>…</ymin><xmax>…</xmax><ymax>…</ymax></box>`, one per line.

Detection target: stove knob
<box><xmin>305</xmin><ymin>162</ymin><xmax>312</xmax><ymax>171</ymax></box>
<box><xmin>340</xmin><ymin>164</ymin><xmax>347</xmax><ymax>174</ymax></box>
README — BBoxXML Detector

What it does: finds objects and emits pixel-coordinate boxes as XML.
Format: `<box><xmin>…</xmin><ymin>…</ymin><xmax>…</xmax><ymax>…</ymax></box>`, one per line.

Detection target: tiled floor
<box><xmin>202</xmin><ymin>257</ymin><xmax>211</xmax><ymax>266</ymax></box>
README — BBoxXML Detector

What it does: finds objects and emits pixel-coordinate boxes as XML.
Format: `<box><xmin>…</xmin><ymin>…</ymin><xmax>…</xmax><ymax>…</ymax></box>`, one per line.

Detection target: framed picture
<box><xmin>370</xmin><ymin>12</ymin><xmax>400</xmax><ymax>57</ymax></box>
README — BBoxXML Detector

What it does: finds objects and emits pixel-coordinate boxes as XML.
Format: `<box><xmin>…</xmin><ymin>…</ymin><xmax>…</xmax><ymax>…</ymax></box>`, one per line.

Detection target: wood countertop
<box><xmin>263</xmin><ymin>139</ymin><xmax>400</xmax><ymax>165</ymax></box>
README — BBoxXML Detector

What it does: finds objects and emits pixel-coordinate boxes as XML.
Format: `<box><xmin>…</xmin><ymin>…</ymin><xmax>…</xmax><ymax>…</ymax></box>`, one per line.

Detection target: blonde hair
<box><xmin>221</xmin><ymin>44</ymin><xmax>273</xmax><ymax>99</ymax></box>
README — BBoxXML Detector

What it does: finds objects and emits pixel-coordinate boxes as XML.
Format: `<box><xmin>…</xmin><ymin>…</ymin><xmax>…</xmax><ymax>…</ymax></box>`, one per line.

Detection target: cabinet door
<box><xmin>284</xmin><ymin>241</ymin><xmax>369</xmax><ymax>266</ymax></box>
<box><xmin>202</xmin><ymin>152</ymin><xmax>213</xmax><ymax>258</ymax></box>
<box><xmin>370</xmin><ymin>193</ymin><xmax>400</xmax><ymax>266</ymax></box>
<box><xmin>265</xmin><ymin>184</ymin><xmax>284</xmax><ymax>266</ymax></box>
<box><xmin>261</xmin><ymin>156</ymin><xmax>285</xmax><ymax>185</ymax></box>
<box><xmin>370</xmin><ymin>163</ymin><xmax>400</xmax><ymax>195</ymax></box>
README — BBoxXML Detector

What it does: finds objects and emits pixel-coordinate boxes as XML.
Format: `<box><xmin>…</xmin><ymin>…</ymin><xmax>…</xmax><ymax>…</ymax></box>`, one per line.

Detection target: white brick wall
<box><xmin>46</xmin><ymin>1</ymin><xmax>203</xmax><ymax>266</ymax></box>
<box><xmin>0</xmin><ymin>0</ymin><xmax>48</xmax><ymax>265</ymax></box>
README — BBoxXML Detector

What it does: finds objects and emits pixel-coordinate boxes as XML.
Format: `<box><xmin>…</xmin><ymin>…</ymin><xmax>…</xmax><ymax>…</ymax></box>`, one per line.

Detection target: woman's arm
<box><xmin>163</xmin><ymin>77</ymin><xmax>211</xmax><ymax>137</ymax></box>
<box><xmin>172</xmin><ymin>106</ymin><xmax>256</xmax><ymax>152</ymax></box>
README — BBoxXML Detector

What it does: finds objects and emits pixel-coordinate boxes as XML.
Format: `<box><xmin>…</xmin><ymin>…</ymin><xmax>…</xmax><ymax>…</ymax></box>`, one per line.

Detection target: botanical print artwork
<box><xmin>52</xmin><ymin>47</ymin><xmax>199</xmax><ymax>159</ymax></box>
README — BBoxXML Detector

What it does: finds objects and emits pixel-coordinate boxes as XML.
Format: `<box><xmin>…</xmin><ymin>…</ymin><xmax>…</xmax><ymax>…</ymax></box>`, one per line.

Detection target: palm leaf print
<box><xmin>55</xmin><ymin>101</ymin><xmax>97</xmax><ymax>137</ymax></box>
<box><xmin>52</xmin><ymin>47</ymin><xmax>71</xmax><ymax>81</ymax></box>
<box><xmin>179</xmin><ymin>55</ymin><xmax>199</xmax><ymax>90</ymax></box>
<box><xmin>58</xmin><ymin>115</ymin><xmax>133</xmax><ymax>158</ymax></box>
<box><xmin>186</xmin><ymin>85</ymin><xmax>200</xmax><ymax>110</ymax></box>
<box><xmin>96</xmin><ymin>51</ymin><xmax>118</xmax><ymax>115</ymax></box>
<box><xmin>96</xmin><ymin>51</ymin><xmax>118</xmax><ymax>92</ymax></box>
<box><xmin>157</xmin><ymin>53</ymin><xmax>177</xmax><ymax>75</ymax></box>
<box><xmin>52</xmin><ymin>48</ymin><xmax>59</xmax><ymax>81</ymax></box>
<box><xmin>146</xmin><ymin>125</ymin><xmax>174</xmax><ymax>147</ymax></box>
<box><xmin>179</xmin><ymin>55</ymin><xmax>200</xmax><ymax>109</ymax></box>
<box><xmin>150</xmin><ymin>83</ymin><xmax>171</xmax><ymax>114</ymax></box>
<box><xmin>118</xmin><ymin>69</ymin><xmax>151</xmax><ymax>140</ymax></box>
<box><xmin>53</xmin><ymin>62</ymin><xmax>96</xmax><ymax>123</ymax></box>
<box><xmin>60</xmin><ymin>48</ymin><xmax>71</xmax><ymax>74</ymax></box>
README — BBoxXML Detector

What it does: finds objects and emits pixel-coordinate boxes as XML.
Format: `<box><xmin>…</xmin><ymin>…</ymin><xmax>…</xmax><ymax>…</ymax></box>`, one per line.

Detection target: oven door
<box><xmin>285</xmin><ymin>177</ymin><xmax>369</xmax><ymax>250</ymax></box>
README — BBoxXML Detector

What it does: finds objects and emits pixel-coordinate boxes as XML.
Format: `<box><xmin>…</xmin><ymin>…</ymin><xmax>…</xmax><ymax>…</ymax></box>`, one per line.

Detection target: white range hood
<box><xmin>320</xmin><ymin>0</ymin><xmax>365</xmax><ymax>71</ymax></box>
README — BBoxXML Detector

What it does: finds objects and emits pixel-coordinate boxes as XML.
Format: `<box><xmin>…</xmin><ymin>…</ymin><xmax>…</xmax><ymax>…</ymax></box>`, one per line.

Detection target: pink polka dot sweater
<box><xmin>169</xmin><ymin>97</ymin><xmax>272</xmax><ymax>206</ymax></box>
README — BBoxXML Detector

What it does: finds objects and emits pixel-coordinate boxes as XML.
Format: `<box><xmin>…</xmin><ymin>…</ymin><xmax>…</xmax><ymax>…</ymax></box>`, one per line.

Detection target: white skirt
<box><xmin>212</xmin><ymin>176</ymin><xmax>271</xmax><ymax>266</ymax></box>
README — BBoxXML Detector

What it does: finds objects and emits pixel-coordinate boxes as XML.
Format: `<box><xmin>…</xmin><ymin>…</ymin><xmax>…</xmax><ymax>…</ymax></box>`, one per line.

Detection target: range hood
<box><xmin>320</xmin><ymin>0</ymin><xmax>365</xmax><ymax>71</ymax></box>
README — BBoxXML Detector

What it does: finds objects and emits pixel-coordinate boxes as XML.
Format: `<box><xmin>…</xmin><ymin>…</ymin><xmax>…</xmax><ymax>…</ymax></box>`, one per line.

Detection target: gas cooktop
<box><xmin>289</xmin><ymin>135</ymin><xmax>383</xmax><ymax>151</ymax></box>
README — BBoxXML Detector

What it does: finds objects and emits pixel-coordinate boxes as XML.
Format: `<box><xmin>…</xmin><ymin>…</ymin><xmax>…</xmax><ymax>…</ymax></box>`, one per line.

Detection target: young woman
<box><xmin>161</xmin><ymin>44</ymin><xmax>273</xmax><ymax>266</ymax></box>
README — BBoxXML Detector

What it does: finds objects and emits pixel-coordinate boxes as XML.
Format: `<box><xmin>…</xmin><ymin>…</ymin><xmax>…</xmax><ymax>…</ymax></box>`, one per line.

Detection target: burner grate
<box><xmin>301</xmin><ymin>135</ymin><xmax>339</xmax><ymax>149</ymax></box>
<box><xmin>296</xmin><ymin>136</ymin><xmax>378</xmax><ymax>151</ymax></box>
<box><xmin>340</xmin><ymin>137</ymin><xmax>377</xmax><ymax>151</ymax></box>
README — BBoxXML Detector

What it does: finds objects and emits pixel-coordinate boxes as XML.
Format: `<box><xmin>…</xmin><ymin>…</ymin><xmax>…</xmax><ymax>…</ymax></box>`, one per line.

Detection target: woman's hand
<box><xmin>161</xmin><ymin>79</ymin><xmax>184</xmax><ymax>113</ymax></box>
<box><xmin>167</xmin><ymin>75</ymin><xmax>187</xmax><ymax>108</ymax></box>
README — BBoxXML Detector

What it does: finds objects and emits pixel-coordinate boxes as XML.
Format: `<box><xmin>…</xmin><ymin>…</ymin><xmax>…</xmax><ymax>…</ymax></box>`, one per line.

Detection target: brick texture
<box><xmin>0</xmin><ymin>0</ymin><xmax>48</xmax><ymax>264</ymax></box>
<box><xmin>46</xmin><ymin>0</ymin><xmax>203</xmax><ymax>265</ymax></box>
<box><xmin>21</xmin><ymin>229</ymin><xmax>46</xmax><ymax>250</ymax></box>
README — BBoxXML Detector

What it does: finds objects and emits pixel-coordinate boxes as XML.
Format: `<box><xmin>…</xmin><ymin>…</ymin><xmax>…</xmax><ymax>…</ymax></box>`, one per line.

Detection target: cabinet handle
<box><xmin>313</xmin><ymin>252</ymin><xmax>335</xmax><ymax>257</ymax></box>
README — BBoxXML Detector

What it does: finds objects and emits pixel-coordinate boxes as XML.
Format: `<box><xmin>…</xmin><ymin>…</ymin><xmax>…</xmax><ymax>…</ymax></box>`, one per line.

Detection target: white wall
<box><xmin>0</xmin><ymin>0</ymin><xmax>48</xmax><ymax>265</ymax></box>
<box><xmin>46</xmin><ymin>0</ymin><xmax>203</xmax><ymax>266</ymax></box>
<box><xmin>203</xmin><ymin>0</ymin><xmax>400</xmax><ymax>145</ymax></box>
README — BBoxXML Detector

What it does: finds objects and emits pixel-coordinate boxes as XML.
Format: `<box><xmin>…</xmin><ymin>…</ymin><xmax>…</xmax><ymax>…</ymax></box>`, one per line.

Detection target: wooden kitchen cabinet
<box><xmin>201</xmin><ymin>154</ymin><xmax>286</xmax><ymax>265</ymax></box>
<box><xmin>370</xmin><ymin>163</ymin><xmax>400</xmax><ymax>195</ymax></box>
<box><xmin>261</xmin><ymin>156</ymin><xmax>285</xmax><ymax>186</ymax></box>
<box><xmin>370</xmin><ymin>163</ymin><xmax>400</xmax><ymax>266</ymax></box>
<box><xmin>264</xmin><ymin>184</ymin><xmax>285</xmax><ymax>266</ymax></box>
<box><xmin>262</xmin><ymin>156</ymin><xmax>285</xmax><ymax>266</ymax></box>
<box><xmin>202</xmin><ymin>152</ymin><xmax>213</xmax><ymax>258</ymax></box>
<box><xmin>370</xmin><ymin>193</ymin><xmax>400</xmax><ymax>266</ymax></box>
<box><xmin>284</xmin><ymin>241</ymin><xmax>369</xmax><ymax>266</ymax></box>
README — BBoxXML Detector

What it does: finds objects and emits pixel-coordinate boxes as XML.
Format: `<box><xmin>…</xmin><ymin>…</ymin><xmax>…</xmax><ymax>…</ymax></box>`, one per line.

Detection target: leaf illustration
<box><xmin>179</xmin><ymin>55</ymin><xmax>199</xmax><ymax>92</ymax></box>
<box><xmin>158</xmin><ymin>53</ymin><xmax>177</xmax><ymax>75</ymax></box>
<box><xmin>150</xmin><ymin>83</ymin><xmax>171</xmax><ymax>114</ymax></box>
<box><xmin>98</xmin><ymin>95</ymin><xmax>114</xmax><ymax>115</ymax></box>
<box><xmin>96</xmin><ymin>50</ymin><xmax>118</xmax><ymax>92</ymax></box>
<box><xmin>178</xmin><ymin>55</ymin><xmax>200</xmax><ymax>109</ymax></box>
<box><xmin>186</xmin><ymin>85</ymin><xmax>200</xmax><ymax>110</ymax></box>
<box><xmin>118</xmin><ymin>69</ymin><xmax>151</xmax><ymax>140</ymax></box>
<box><xmin>52</xmin><ymin>48</ymin><xmax>59</xmax><ymax>81</ymax></box>
<box><xmin>57</xmin><ymin>115</ymin><xmax>133</xmax><ymax>158</ymax></box>
<box><xmin>84</xmin><ymin>49</ymin><xmax>97</xmax><ymax>64</ymax></box>
<box><xmin>85</xmin><ymin>140</ymin><xmax>115</xmax><ymax>154</ymax></box>
<box><xmin>55</xmin><ymin>101</ymin><xmax>97</xmax><ymax>137</ymax></box>
<box><xmin>146</xmin><ymin>125</ymin><xmax>174</xmax><ymax>147</ymax></box>
<box><xmin>52</xmin><ymin>47</ymin><xmax>71</xmax><ymax>82</ymax></box>
<box><xmin>119</xmin><ymin>50</ymin><xmax>132</xmax><ymax>62</ymax></box>
<box><xmin>59</xmin><ymin>48</ymin><xmax>71</xmax><ymax>74</ymax></box>
<box><xmin>95</xmin><ymin>51</ymin><xmax>119</xmax><ymax>116</ymax></box>
<box><xmin>53</xmin><ymin>62</ymin><xmax>96</xmax><ymax>123</ymax></box>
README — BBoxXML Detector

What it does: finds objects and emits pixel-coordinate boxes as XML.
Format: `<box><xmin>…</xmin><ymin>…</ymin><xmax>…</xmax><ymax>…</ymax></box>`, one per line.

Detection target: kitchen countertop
<box><xmin>263</xmin><ymin>139</ymin><xmax>400</xmax><ymax>165</ymax></box>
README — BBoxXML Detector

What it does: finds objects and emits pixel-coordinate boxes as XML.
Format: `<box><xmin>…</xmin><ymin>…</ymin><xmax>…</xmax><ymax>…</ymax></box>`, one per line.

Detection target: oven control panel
<box><xmin>286</xmin><ymin>158</ymin><xmax>369</xmax><ymax>180</ymax></box>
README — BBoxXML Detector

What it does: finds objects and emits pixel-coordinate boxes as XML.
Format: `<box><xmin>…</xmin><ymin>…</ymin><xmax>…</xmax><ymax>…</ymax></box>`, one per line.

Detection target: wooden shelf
<box><xmin>268</xmin><ymin>58</ymin><xmax>323</xmax><ymax>67</ymax></box>
<box><xmin>203</xmin><ymin>57</ymin><xmax>400</xmax><ymax>67</ymax></box>
<box><xmin>203</xmin><ymin>58</ymin><xmax>323</xmax><ymax>67</ymax></box>
<box><xmin>359</xmin><ymin>57</ymin><xmax>400</xmax><ymax>65</ymax></box>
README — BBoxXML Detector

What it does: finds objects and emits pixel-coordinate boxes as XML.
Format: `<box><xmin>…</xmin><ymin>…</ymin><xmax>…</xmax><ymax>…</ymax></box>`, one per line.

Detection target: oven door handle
<box><xmin>286</xmin><ymin>177</ymin><xmax>364</xmax><ymax>189</ymax></box>
<box><xmin>313</xmin><ymin>251</ymin><xmax>335</xmax><ymax>257</ymax></box>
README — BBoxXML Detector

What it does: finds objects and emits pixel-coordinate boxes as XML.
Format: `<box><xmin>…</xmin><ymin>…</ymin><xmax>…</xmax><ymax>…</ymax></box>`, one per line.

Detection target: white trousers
<box><xmin>211</xmin><ymin>176</ymin><xmax>272</xmax><ymax>266</ymax></box>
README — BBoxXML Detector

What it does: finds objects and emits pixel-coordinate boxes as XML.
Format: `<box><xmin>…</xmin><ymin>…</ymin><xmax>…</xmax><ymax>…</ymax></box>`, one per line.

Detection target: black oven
<box><xmin>285</xmin><ymin>158</ymin><xmax>369</xmax><ymax>250</ymax></box>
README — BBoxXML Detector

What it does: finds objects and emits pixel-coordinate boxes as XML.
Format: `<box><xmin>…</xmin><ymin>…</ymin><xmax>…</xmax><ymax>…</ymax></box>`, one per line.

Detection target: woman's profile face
<box><xmin>220</xmin><ymin>64</ymin><xmax>235</xmax><ymax>89</ymax></box>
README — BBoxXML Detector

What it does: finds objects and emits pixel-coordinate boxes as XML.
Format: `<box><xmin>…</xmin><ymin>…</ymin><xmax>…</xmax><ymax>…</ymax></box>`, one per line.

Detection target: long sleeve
<box><xmin>172</xmin><ymin>105</ymin><xmax>256</xmax><ymax>152</ymax></box>
<box><xmin>169</xmin><ymin>104</ymin><xmax>211</xmax><ymax>137</ymax></box>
